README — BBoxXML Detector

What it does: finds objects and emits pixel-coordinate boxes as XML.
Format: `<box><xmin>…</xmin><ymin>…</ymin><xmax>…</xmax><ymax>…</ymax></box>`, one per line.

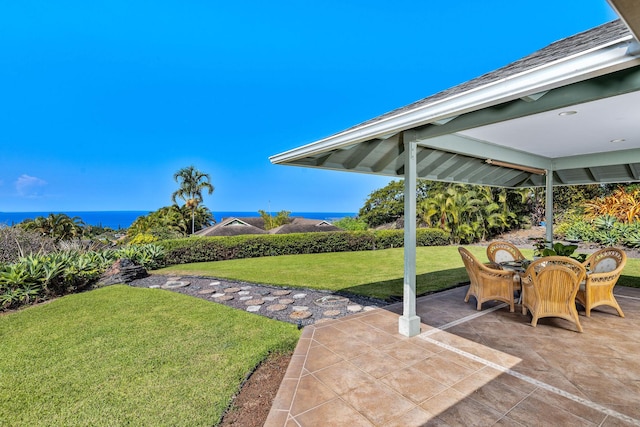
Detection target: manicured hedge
<box><xmin>157</xmin><ymin>228</ymin><xmax>449</xmax><ymax>266</ymax></box>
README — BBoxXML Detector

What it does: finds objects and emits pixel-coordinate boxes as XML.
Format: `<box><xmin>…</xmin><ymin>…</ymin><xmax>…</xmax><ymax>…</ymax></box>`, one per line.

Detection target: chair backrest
<box><xmin>459</xmin><ymin>247</ymin><xmax>480</xmax><ymax>284</ymax></box>
<box><xmin>487</xmin><ymin>241</ymin><xmax>525</xmax><ymax>264</ymax></box>
<box><xmin>523</xmin><ymin>256</ymin><xmax>586</xmax><ymax>301</ymax></box>
<box><xmin>584</xmin><ymin>248</ymin><xmax>626</xmax><ymax>274</ymax></box>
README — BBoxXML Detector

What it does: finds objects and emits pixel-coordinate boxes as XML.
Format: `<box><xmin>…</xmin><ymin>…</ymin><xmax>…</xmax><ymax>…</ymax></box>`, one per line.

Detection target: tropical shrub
<box><xmin>129</xmin><ymin>233</ymin><xmax>158</xmax><ymax>245</ymax></box>
<box><xmin>157</xmin><ymin>229</ymin><xmax>449</xmax><ymax>266</ymax></box>
<box><xmin>115</xmin><ymin>244</ymin><xmax>165</xmax><ymax>270</ymax></box>
<box><xmin>420</xmin><ymin>184</ymin><xmax>527</xmax><ymax>244</ymax></box>
<box><xmin>555</xmin><ymin>211</ymin><xmax>640</xmax><ymax>249</ymax></box>
<box><xmin>0</xmin><ymin>244</ymin><xmax>165</xmax><ymax>311</ymax></box>
<box><xmin>333</xmin><ymin>216</ymin><xmax>368</xmax><ymax>231</ymax></box>
<box><xmin>623</xmin><ymin>222</ymin><xmax>640</xmax><ymax>248</ymax></box>
<box><xmin>584</xmin><ymin>186</ymin><xmax>640</xmax><ymax>223</ymax></box>
<box><xmin>127</xmin><ymin>205</ymin><xmax>213</xmax><ymax>240</ymax></box>
<box><xmin>258</xmin><ymin>210</ymin><xmax>291</xmax><ymax>230</ymax></box>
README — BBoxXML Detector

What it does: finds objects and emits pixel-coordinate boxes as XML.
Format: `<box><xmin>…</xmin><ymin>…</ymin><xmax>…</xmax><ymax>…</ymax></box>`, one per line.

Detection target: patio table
<box><xmin>498</xmin><ymin>260</ymin><xmax>529</xmax><ymax>304</ymax></box>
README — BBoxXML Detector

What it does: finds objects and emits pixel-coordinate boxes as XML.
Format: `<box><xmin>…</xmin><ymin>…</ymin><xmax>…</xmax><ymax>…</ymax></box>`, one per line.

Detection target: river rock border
<box><xmin>129</xmin><ymin>275</ymin><xmax>386</xmax><ymax>327</ymax></box>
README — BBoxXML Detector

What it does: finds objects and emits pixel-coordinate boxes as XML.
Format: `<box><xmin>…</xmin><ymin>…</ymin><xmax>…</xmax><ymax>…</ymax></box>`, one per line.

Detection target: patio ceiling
<box><xmin>271</xmin><ymin>19</ymin><xmax>640</xmax><ymax>188</ymax></box>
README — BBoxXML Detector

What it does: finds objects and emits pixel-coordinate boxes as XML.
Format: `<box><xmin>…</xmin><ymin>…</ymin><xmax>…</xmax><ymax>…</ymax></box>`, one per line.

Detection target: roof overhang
<box><xmin>271</xmin><ymin>17</ymin><xmax>640</xmax><ymax>188</ymax></box>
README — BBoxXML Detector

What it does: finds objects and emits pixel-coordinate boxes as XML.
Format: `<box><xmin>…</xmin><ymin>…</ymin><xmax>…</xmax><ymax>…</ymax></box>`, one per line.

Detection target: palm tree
<box><xmin>171</xmin><ymin>166</ymin><xmax>214</xmax><ymax>234</ymax></box>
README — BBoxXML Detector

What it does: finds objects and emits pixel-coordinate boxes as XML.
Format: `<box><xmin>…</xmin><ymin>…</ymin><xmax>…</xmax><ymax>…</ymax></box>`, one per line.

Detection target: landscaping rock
<box><xmin>98</xmin><ymin>259</ymin><xmax>148</xmax><ymax>286</ymax></box>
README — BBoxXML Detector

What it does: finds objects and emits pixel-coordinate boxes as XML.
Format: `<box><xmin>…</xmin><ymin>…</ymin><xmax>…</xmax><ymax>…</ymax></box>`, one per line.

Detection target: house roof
<box><xmin>230</xmin><ymin>217</ymin><xmax>266</xmax><ymax>229</ymax></box>
<box><xmin>268</xmin><ymin>223</ymin><xmax>342</xmax><ymax>234</ymax></box>
<box><xmin>195</xmin><ymin>216</ymin><xmax>338</xmax><ymax>236</ymax></box>
<box><xmin>194</xmin><ymin>217</ymin><xmax>267</xmax><ymax>237</ymax></box>
<box><xmin>271</xmin><ymin>16</ymin><xmax>640</xmax><ymax>188</ymax></box>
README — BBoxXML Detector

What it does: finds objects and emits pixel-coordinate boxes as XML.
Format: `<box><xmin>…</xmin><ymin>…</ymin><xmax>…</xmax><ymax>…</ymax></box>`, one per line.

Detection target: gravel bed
<box><xmin>128</xmin><ymin>275</ymin><xmax>388</xmax><ymax>327</ymax></box>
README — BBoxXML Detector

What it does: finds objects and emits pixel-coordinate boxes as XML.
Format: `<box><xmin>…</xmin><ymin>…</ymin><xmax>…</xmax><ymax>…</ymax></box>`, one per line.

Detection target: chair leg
<box><xmin>611</xmin><ymin>300</ymin><xmax>625</xmax><ymax>318</ymax></box>
<box><xmin>570</xmin><ymin>305</ymin><xmax>584</xmax><ymax>333</ymax></box>
<box><xmin>573</xmin><ymin>315</ymin><xmax>584</xmax><ymax>333</ymax></box>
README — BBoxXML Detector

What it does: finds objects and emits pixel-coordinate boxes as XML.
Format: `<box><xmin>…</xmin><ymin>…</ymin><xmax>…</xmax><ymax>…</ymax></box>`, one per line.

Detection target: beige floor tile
<box><xmin>350</xmin><ymin>348</ymin><xmax>407</xmax><ymax>378</ymax></box>
<box><xmin>385</xmin><ymin>407</ymin><xmax>440</xmax><ymax>427</ymax></box>
<box><xmin>313</xmin><ymin>360</ymin><xmax>377</xmax><ymax>395</ymax></box>
<box><xmin>420</xmin><ymin>387</ymin><xmax>468</xmax><ymax>416</ymax></box>
<box><xmin>379</xmin><ymin>366</ymin><xmax>448</xmax><ymax>403</ymax></box>
<box><xmin>435</xmin><ymin>395</ymin><xmax>504</xmax><ymax>426</ymax></box>
<box><xmin>284</xmin><ymin>355</ymin><xmax>305</xmax><ymax>379</ymax></box>
<box><xmin>263</xmin><ymin>409</ymin><xmax>289</xmax><ymax>427</ymax></box>
<box><xmin>302</xmin><ymin>344</ymin><xmax>343</xmax><ymax>373</ymax></box>
<box><xmin>381</xmin><ymin>338</ymin><xmax>437</xmax><ymax>364</ymax></box>
<box><xmin>413</xmin><ymin>353</ymin><xmax>477</xmax><ymax>385</ymax></box>
<box><xmin>271</xmin><ymin>378</ymin><xmax>299</xmax><ymax>411</ymax></box>
<box><xmin>507</xmin><ymin>394</ymin><xmax>599</xmax><ymax>427</ymax></box>
<box><xmin>342</xmin><ymin>381</ymin><xmax>415</xmax><ymax>425</ymax></box>
<box><xmin>289</xmin><ymin>374</ymin><xmax>338</xmax><ymax>416</ymax></box>
<box><xmin>293</xmin><ymin>399</ymin><xmax>373</xmax><ymax>427</ymax></box>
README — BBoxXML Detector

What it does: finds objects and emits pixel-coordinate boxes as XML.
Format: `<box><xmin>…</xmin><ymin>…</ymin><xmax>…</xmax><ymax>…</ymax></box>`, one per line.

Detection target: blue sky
<box><xmin>0</xmin><ymin>1</ymin><xmax>617</xmax><ymax>214</ymax></box>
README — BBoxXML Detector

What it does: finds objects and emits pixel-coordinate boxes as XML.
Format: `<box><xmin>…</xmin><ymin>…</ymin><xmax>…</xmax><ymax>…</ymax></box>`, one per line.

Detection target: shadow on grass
<box><xmin>338</xmin><ymin>270</ymin><xmax>640</xmax><ymax>302</ymax></box>
<box><xmin>618</xmin><ymin>274</ymin><xmax>640</xmax><ymax>288</ymax></box>
<box><xmin>336</xmin><ymin>266</ymin><xmax>470</xmax><ymax>302</ymax></box>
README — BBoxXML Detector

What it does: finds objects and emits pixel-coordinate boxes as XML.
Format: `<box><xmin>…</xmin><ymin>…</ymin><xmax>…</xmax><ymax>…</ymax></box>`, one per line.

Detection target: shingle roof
<box><xmin>350</xmin><ymin>20</ymin><xmax>631</xmax><ymax>132</ymax></box>
<box><xmin>268</xmin><ymin>224</ymin><xmax>342</xmax><ymax>234</ymax></box>
<box><xmin>195</xmin><ymin>217</ymin><xmax>267</xmax><ymax>237</ymax></box>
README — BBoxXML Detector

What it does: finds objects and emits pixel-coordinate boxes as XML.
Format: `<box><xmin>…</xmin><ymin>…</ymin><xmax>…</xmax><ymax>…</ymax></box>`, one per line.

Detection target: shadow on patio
<box><xmin>265</xmin><ymin>285</ymin><xmax>640</xmax><ymax>426</ymax></box>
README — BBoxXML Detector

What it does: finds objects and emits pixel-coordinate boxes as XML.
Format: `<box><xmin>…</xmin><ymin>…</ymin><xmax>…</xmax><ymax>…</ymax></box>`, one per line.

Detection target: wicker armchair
<box><xmin>487</xmin><ymin>241</ymin><xmax>526</xmax><ymax>264</ymax></box>
<box><xmin>576</xmin><ymin>248</ymin><xmax>626</xmax><ymax>317</ymax></box>
<box><xmin>521</xmin><ymin>256</ymin><xmax>586</xmax><ymax>332</ymax></box>
<box><xmin>459</xmin><ymin>247</ymin><xmax>516</xmax><ymax>313</ymax></box>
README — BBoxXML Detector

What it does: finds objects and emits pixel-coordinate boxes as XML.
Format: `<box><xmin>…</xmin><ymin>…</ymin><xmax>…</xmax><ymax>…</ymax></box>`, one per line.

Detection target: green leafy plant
<box><xmin>530</xmin><ymin>238</ymin><xmax>587</xmax><ymax>262</ymax></box>
<box><xmin>542</xmin><ymin>242</ymin><xmax>587</xmax><ymax>262</ymax></box>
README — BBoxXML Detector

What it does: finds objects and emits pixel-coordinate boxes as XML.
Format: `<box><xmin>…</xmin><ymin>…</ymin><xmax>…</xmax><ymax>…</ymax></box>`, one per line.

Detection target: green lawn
<box><xmin>0</xmin><ymin>286</ymin><xmax>299</xmax><ymax>427</ymax></box>
<box><xmin>4</xmin><ymin>246</ymin><xmax>638</xmax><ymax>426</ymax></box>
<box><xmin>157</xmin><ymin>246</ymin><xmax>640</xmax><ymax>299</ymax></box>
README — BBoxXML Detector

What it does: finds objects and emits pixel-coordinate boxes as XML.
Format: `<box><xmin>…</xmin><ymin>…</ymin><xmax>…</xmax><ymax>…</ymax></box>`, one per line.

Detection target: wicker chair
<box><xmin>521</xmin><ymin>256</ymin><xmax>586</xmax><ymax>332</ymax></box>
<box><xmin>486</xmin><ymin>241</ymin><xmax>526</xmax><ymax>264</ymax></box>
<box><xmin>459</xmin><ymin>247</ymin><xmax>516</xmax><ymax>313</ymax></box>
<box><xmin>576</xmin><ymin>248</ymin><xmax>626</xmax><ymax>317</ymax></box>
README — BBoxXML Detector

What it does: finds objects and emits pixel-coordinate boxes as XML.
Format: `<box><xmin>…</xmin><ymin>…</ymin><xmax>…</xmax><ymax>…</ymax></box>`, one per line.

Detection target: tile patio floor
<box><xmin>265</xmin><ymin>285</ymin><xmax>640</xmax><ymax>426</ymax></box>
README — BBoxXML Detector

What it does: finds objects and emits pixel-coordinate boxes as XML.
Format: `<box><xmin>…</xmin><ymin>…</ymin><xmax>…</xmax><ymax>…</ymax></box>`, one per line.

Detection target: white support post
<box><xmin>545</xmin><ymin>169</ymin><xmax>554</xmax><ymax>247</ymax></box>
<box><xmin>399</xmin><ymin>138</ymin><xmax>421</xmax><ymax>337</ymax></box>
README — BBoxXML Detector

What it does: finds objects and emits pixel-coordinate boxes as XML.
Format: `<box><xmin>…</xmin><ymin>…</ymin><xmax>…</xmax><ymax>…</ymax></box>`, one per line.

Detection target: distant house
<box><xmin>268</xmin><ymin>217</ymin><xmax>341</xmax><ymax>234</ymax></box>
<box><xmin>194</xmin><ymin>217</ymin><xmax>267</xmax><ymax>237</ymax></box>
<box><xmin>195</xmin><ymin>216</ymin><xmax>341</xmax><ymax>236</ymax></box>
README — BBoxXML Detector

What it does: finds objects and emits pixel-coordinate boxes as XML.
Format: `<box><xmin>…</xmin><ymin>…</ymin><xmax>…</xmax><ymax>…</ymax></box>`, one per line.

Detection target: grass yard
<box><xmin>157</xmin><ymin>245</ymin><xmax>640</xmax><ymax>299</ymax></box>
<box><xmin>0</xmin><ymin>286</ymin><xmax>300</xmax><ymax>427</ymax></box>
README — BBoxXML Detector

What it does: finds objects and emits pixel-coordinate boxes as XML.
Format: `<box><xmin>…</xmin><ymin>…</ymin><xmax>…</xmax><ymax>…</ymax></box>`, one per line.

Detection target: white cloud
<box><xmin>15</xmin><ymin>174</ymin><xmax>47</xmax><ymax>197</ymax></box>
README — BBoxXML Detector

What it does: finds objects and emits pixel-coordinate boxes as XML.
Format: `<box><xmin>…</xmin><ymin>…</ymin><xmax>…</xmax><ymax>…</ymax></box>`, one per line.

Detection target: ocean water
<box><xmin>0</xmin><ymin>211</ymin><xmax>356</xmax><ymax>230</ymax></box>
